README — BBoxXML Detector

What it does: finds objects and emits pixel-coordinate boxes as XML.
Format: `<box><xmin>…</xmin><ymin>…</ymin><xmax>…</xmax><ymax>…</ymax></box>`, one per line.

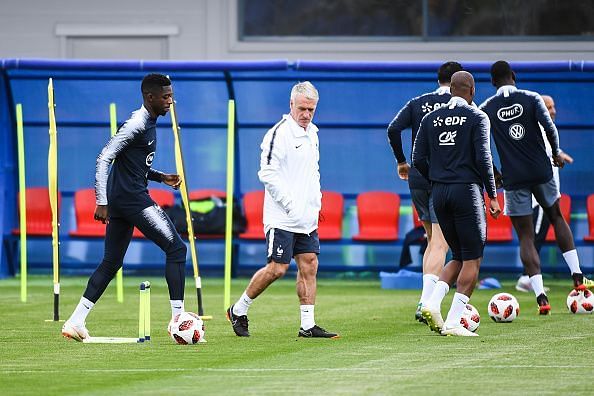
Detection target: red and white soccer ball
<box><xmin>460</xmin><ymin>303</ymin><xmax>480</xmax><ymax>332</ymax></box>
<box><xmin>566</xmin><ymin>288</ymin><xmax>594</xmax><ymax>314</ymax></box>
<box><xmin>488</xmin><ymin>292</ymin><xmax>520</xmax><ymax>322</ymax></box>
<box><xmin>168</xmin><ymin>312</ymin><xmax>206</xmax><ymax>344</ymax></box>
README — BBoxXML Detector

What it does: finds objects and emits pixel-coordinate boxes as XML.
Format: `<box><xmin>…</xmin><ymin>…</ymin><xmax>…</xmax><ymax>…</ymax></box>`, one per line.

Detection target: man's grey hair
<box><xmin>290</xmin><ymin>81</ymin><xmax>319</xmax><ymax>102</ymax></box>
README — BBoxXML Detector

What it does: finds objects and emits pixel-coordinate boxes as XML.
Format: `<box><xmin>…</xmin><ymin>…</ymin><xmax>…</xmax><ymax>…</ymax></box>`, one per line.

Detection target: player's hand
<box><xmin>552</xmin><ymin>154</ymin><xmax>565</xmax><ymax>168</ymax></box>
<box><xmin>397</xmin><ymin>162</ymin><xmax>410</xmax><ymax>180</ymax></box>
<box><xmin>163</xmin><ymin>174</ymin><xmax>182</xmax><ymax>190</ymax></box>
<box><xmin>489</xmin><ymin>197</ymin><xmax>501</xmax><ymax>219</ymax></box>
<box><xmin>494</xmin><ymin>170</ymin><xmax>504</xmax><ymax>189</ymax></box>
<box><xmin>94</xmin><ymin>205</ymin><xmax>109</xmax><ymax>224</ymax></box>
<box><xmin>560</xmin><ymin>151</ymin><xmax>573</xmax><ymax>165</ymax></box>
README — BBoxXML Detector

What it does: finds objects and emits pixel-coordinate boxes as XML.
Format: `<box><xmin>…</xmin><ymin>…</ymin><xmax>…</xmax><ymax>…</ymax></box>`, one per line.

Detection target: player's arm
<box><xmin>387</xmin><ymin>101</ymin><xmax>412</xmax><ymax>180</ymax></box>
<box><xmin>535</xmin><ymin>95</ymin><xmax>562</xmax><ymax>165</ymax></box>
<box><xmin>473</xmin><ymin>116</ymin><xmax>500</xmax><ymax>218</ymax></box>
<box><xmin>257</xmin><ymin>127</ymin><xmax>295</xmax><ymax>216</ymax></box>
<box><xmin>411</xmin><ymin>117</ymin><xmax>429</xmax><ymax>181</ymax></box>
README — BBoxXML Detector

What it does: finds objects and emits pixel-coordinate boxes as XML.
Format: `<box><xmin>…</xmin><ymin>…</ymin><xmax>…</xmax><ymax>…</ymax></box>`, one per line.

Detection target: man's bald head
<box><xmin>450</xmin><ymin>71</ymin><xmax>475</xmax><ymax>104</ymax></box>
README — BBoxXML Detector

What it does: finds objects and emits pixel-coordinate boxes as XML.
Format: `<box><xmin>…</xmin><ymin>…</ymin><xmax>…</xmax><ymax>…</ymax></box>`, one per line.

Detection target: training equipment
<box><xmin>566</xmin><ymin>288</ymin><xmax>594</xmax><ymax>314</ymax></box>
<box><xmin>224</xmin><ymin>100</ymin><xmax>235</xmax><ymax>312</ymax></box>
<box><xmin>168</xmin><ymin>312</ymin><xmax>205</xmax><ymax>344</ymax></box>
<box><xmin>47</xmin><ymin>78</ymin><xmax>61</xmax><ymax>322</ymax></box>
<box><xmin>169</xmin><ymin>99</ymin><xmax>212</xmax><ymax>320</ymax></box>
<box><xmin>15</xmin><ymin>104</ymin><xmax>27</xmax><ymax>303</ymax></box>
<box><xmin>488</xmin><ymin>292</ymin><xmax>520</xmax><ymax>322</ymax></box>
<box><xmin>82</xmin><ymin>281</ymin><xmax>151</xmax><ymax>344</ymax></box>
<box><xmin>460</xmin><ymin>303</ymin><xmax>480</xmax><ymax>332</ymax></box>
<box><xmin>109</xmin><ymin>103</ymin><xmax>124</xmax><ymax>304</ymax></box>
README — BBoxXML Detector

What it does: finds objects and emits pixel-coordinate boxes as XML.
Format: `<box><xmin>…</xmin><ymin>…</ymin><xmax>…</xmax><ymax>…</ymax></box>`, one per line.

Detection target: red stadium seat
<box><xmin>585</xmin><ymin>194</ymin><xmax>594</xmax><ymax>242</ymax></box>
<box><xmin>70</xmin><ymin>188</ymin><xmax>106</xmax><ymax>237</ymax></box>
<box><xmin>412</xmin><ymin>204</ymin><xmax>423</xmax><ymax>229</ymax></box>
<box><xmin>353</xmin><ymin>191</ymin><xmax>400</xmax><ymax>241</ymax></box>
<box><xmin>239</xmin><ymin>190</ymin><xmax>265</xmax><ymax>240</ymax></box>
<box><xmin>318</xmin><ymin>191</ymin><xmax>344</xmax><ymax>241</ymax></box>
<box><xmin>132</xmin><ymin>189</ymin><xmax>176</xmax><ymax>238</ymax></box>
<box><xmin>545</xmin><ymin>193</ymin><xmax>571</xmax><ymax>242</ymax></box>
<box><xmin>188</xmin><ymin>189</ymin><xmax>226</xmax><ymax>201</ymax></box>
<box><xmin>485</xmin><ymin>194</ymin><xmax>513</xmax><ymax>242</ymax></box>
<box><xmin>13</xmin><ymin>187</ymin><xmax>61</xmax><ymax>236</ymax></box>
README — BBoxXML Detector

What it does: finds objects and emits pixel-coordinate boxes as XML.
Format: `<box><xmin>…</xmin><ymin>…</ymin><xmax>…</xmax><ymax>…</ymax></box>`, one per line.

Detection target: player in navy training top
<box><xmin>480</xmin><ymin>61</ymin><xmax>592</xmax><ymax>315</ymax></box>
<box><xmin>413</xmin><ymin>71</ymin><xmax>501</xmax><ymax>337</ymax></box>
<box><xmin>387</xmin><ymin>61</ymin><xmax>463</xmax><ymax>323</ymax></box>
<box><xmin>62</xmin><ymin>74</ymin><xmax>188</xmax><ymax>342</ymax></box>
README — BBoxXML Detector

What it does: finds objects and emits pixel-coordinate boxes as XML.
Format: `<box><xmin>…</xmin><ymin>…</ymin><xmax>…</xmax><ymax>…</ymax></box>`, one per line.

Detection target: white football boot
<box><xmin>62</xmin><ymin>321</ymin><xmax>90</xmax><ymax>342</ymax></box>
<box><xmin>441</xmin><ymin>324</ymin><xmax>478</xmax><ymax>337</ymax></box>
<box><xmin>421</xmin><ymin>306</ymin><xmax>444</xmax><ymax>334</ymax></box>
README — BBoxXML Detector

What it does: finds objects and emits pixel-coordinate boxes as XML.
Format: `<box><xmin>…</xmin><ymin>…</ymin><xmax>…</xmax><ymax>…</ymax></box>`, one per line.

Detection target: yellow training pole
<box><xmin>110</xmin><ymin>103</ymin><xmax>124</xmax><ymax>303</ymax></box>
<box><xmin>47</xmin><ymin>78</ymin><xmax>61</xmax><ymax>321</ymax></box>
<box><xmin>16</xmin><ymin>104</ymin><xmax>27</xmax><ymax>303</ymax></box>
<box><xmin>223</xmin><ymin>100</ymin><xmax>235</xmax><ymax>312</ymax></box>
<box><xmin>170</xmin><ymin>100</ymin><xmax>211</xmax><ymax>320</ymax></box>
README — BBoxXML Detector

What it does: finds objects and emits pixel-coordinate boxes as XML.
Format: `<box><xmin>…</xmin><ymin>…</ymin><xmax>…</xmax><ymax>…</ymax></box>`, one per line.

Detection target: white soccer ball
<box><xmin>488</xmin><ymin>292</ymin><xmax>520</xmax><ymax>322</ymax></box>
<box><xmin>168</xmin><ymin>312</ymin><xmax>206</xmax><ymax>344</ymax></box>
<box><xmin>566</xmin><ymin>288</ymin><xmax>594</xmax><ymax>314</ymax></box>
<box><xmin>460</xmin><ymin>303</ymin><xmax>480</xmax><ymax>332</ymax></box>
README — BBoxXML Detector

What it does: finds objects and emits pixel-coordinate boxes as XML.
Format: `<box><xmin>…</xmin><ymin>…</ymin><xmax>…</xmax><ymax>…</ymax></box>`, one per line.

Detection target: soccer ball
<box><xmin>168</xmin><ymin>312</ymin><xmax>206</xmax><ymax>344</ymax></box>
<box><xmin>460</xmin><ymin>303</ymin><xmax>480</xmax><ymax>332</ymax></box>
<box><xmin>488</xmin><ymin>292</ymin><xmax>520</xmax><ymax>322</ymax></box>
<box><xmin>566</xmin><ymin>289</ymin><xmax>594</xmax><ymax>314</ymax></box>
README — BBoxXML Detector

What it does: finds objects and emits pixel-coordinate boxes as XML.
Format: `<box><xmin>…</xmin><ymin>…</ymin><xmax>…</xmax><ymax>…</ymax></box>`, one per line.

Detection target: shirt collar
<box><xmin>497</xmin><ymin>85</ymin><xmax>517</xmax><ymax>98</ymax></box>
<box><xmin>435</xmin><ymin>86</ymin><xmax>451</xmax><ymax>95</ymax></box>
<box><xmin>284</xmin><ymin>114</ymin><xmax>318</xmax><ymax>136</ymax></box>
<box><xmin>447</xmin><ymin>96</ymin><xmax>469</xmax><ymax>108</ymax></box>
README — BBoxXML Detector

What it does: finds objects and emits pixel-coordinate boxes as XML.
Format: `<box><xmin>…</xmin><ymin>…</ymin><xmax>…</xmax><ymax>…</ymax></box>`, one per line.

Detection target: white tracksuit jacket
<box><xmin>258</xmin><ymin>114</ymin><xmax>322</xmax><ymax>235</ymax></box>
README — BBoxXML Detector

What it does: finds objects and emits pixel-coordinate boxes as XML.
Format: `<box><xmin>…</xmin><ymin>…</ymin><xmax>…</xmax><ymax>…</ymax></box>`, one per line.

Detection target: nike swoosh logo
<box><xmin>83</xmin><ymin>304</ymin><xmax>91</xmax><ymax>309</ymax></box>
<box><xmin>295</xmin><ymin>144</ymin><xmax>302</xmax><ymax>149</ymax></box>
<box><xmin>148</xmin><ymin>140</ymin><xmax>155</xmax><ymax>145</ymax></box>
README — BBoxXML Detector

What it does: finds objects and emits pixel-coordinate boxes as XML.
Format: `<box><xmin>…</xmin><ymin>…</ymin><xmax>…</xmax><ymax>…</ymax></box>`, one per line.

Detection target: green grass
<box><xmin>1</xmin><ymin>275</ymin><xmax>593</xmax><ymax>395</ymax></box>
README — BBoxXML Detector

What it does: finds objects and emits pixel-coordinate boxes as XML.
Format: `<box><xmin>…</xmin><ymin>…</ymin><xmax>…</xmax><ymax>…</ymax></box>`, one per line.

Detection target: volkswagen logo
<box><xmin>508</xmin><ymin>124</ymin><xmax>525</xmax><ymax>140</ymax></box>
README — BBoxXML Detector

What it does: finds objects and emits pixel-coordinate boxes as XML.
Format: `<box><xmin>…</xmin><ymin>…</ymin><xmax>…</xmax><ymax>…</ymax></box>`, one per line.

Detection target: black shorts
<box><xmin>432</xmin><ymin>183</ymin><xmax>486</xmax><ymax>261</ymax></box>
<box><xmin>410</xmin><ymin>188</ymin><xmax>438</xmax><ymax>224</ymax></box>
<box><xmin>265</xmin><ymin>228</ymin><xmax>320</xmax><ymax>264</ymax></box>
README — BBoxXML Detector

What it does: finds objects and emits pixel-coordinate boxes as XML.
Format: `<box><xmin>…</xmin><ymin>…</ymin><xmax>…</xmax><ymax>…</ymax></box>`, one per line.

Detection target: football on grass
<box><xmin>460</xmin><ymin>303</ymin><xmax>480</xmax><ymax>332</ymax></box>
<box><xmin>488</xmin><ymin>292</ymin><xmax>520</xmax><ymax>322</ymax></box>
<box><xmin>168</xmin><ymin>312</ymin><xmax>206</xmax><ymax>344</ymax></box>
<box><xmin>566</xmin><ymin>288</ymin><xmax>594</xmax><ymax>314</ymax></box>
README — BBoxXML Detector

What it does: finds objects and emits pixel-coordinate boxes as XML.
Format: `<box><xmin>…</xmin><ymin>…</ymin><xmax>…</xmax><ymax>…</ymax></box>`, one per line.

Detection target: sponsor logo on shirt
<box><xmin>439</xmin><ymin>131</ymin><xmax>457</xmax><ymax>146</ymax></box>
<box><xmin>422</xmin><ymin>102</ymin><xmax>447</xmax><ymax>113</ymax></box>
<box><xmin>508</xmin><ymin>123</ymin><xmax>525</xmax><ymax>140</ymax></box>
<box><xmin>497</xmin><ymin>104</ymin><xmax>523</xmax><ymax>121</ymax></box>
<box><xmin>146</xmin><ymin>152</ymin><xmax>155</xmax><ymax>166</ymax></box>
<box><xmin>433</xmin><ymin>116</ymin><xmax>467</xmax><ymax>127</ymax></box>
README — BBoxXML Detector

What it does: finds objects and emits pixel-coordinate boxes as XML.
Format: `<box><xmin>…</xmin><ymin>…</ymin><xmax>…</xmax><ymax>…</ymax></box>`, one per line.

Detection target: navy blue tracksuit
<box><xmin>412</xmin><ymin>97</ymin><xmax>497</xmax><ymax>261</ymax></box>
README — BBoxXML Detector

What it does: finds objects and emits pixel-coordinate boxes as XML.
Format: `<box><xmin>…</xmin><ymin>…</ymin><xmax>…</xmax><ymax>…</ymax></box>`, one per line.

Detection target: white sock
<box><xmin>420</xmin><ymin>274</ymin><xmax>439</xmax><ymax>307</ymax></box>
<box><xmin>300</xmin><ymin>304</ymin><xmax>315</xmax><ymax>330</ymax></box>
<box><xmin>529</xmin><ymin>274</ymin><xmax>545</xmax><ymax>297</ymax></box>
<box><xmin>170</xmin><ymin>300</ymin><xmax>184</xmax><ymax>319</ymax></box>
<box><xmin>233</xmin><ymin>292</ymin><xmax>253</xmax><ymax>316</ymax></box>
<box><xmin>70</xmin><ymin>297</ymin><xmax>94</xmax><ymax>325</ymax></box>
<box><xmin>426</xmin><ymin>281</ymin><xmax>450</xmax><ymax>311</ymax></box>
<box><xmin>562</xmin><ymin>249</ymin><xmax>581</xmax><ymax>275</ymax></box>
<box><xmin>444</xmin><ymin>292</ymin><xmax>469</xmax><ymax>328</ymax></box>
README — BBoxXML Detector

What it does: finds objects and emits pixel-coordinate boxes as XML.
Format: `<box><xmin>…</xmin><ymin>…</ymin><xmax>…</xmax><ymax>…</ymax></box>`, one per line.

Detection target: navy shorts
<box><xmin>265</xmin><ymin>228</ymin><xmax>320</xmax><ymax>264</ymax></box>
<box><xmin>432</xmin><ymin>183</ymin><xmax>486</xmax><ymax>261</ymax></box>
<box><xmin>410</xmin><ymin>188</ymin><xmax>438</xmax><ymax>224</ymax></box>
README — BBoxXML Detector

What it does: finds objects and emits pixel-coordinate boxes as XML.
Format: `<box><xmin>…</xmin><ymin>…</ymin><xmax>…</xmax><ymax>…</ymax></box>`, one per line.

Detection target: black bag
<box><xmin>165</xmin><ymin>196</ymin><xmax>246</xmax><ymax>235</ymax></box>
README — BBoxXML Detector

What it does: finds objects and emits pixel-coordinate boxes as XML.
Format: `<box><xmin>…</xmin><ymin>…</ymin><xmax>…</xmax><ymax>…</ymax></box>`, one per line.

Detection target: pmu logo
<box><xmin>145</xmin><ymin>151</ymin><xmax>155</xmax><ymax>166</ymax></box>
<box><xmin>508</xmin><ymin>124</ymin><xmax>525</xmax><ymax>140</ymax></box>
<box><xmin>497</xmin><ymin>104</ymin><xmax>523</xmax><ymax>121</ymax></box>
<box><xmin>439</xmin><ymin>131</ymin><xmax>457</xmax><ymax>146</ymax></box>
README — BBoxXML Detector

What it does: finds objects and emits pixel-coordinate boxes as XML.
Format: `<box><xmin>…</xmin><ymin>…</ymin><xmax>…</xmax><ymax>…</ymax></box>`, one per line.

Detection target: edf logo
<box><xmin>433</xmin><ymin>116</ymin><xmax>467</xmax><ymax>127</ymax></box>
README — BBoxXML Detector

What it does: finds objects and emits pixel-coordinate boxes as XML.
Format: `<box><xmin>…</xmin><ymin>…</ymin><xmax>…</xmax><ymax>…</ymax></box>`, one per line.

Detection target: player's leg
<box><xmin>130</xmin><ymin>204</ymin><xmax>187</xmax><ymax>319</ymax></box>
<box><xmin>63</xmin><ymin>216</ymin><xmax>134</xmax><ymax>341</ymax></box>
<box><xmin>506</xmin><ymin>188</ymin><xmax>551</xmax><ymax>314</ymax></box>
<box><xmin>228</xmin><ymin>228</ymin><xmax>292</xmax><ymax>336</ymax></box>
<box><xmin>517</xmin><ymin>204</ymin><xmax>549</xmax><ymax>292</ymax></box>
<box><xmin>441</xmin><ymin>183</ymin><xmax>484</xmax><ymax>337</ymax></box>
<box><xmin>293</xmin><ymin>231</ymin><xmax>337</xmax><ymax>338</ymax></box>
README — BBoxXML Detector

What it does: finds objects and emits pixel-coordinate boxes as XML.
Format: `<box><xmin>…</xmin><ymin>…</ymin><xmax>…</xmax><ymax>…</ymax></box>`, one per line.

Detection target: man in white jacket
<box><xmin>227</xmin><ymin>81</ymin><xmax>339</xmax><ymax>338</ymax></box>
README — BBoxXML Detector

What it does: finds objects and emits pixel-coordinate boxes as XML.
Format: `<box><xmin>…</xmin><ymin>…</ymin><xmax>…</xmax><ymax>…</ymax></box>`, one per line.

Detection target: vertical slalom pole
<box><xmin>223</xmin><ymin>100</ymin><xmax>235</xmax><ymax>312</ymax></box>
<box><xmin>170</xmin><ymin>100</ymin><xmax>212</xmax><ymax>320</ymax></box>
<box><xmin>47</xmin><ymin>78</ymin><xmax>61</xmax><ymax>322</ymax></box>
<box><xmin>16</xmin><ymin>104</ymin><xmax>27</xmax><ymax>303</ymax></box>
<box><xmin>110</xmin><ymin>103</ymin><xmax>124</xmax><ymax>303</ymax></box>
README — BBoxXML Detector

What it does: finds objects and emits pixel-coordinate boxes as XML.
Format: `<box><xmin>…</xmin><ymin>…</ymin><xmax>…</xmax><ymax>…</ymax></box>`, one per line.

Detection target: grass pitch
<box><xmin>0</xmin><ymin>275</ymin><xmax>592</xmax><ymax>395</ymax></box>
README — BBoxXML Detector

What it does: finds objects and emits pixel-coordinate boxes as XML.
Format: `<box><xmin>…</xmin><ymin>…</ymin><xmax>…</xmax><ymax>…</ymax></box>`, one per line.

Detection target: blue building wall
<box><xmin>1</xmin><ymin>60</ymin><xmax>593</xmax><ymax>277</ymax></box>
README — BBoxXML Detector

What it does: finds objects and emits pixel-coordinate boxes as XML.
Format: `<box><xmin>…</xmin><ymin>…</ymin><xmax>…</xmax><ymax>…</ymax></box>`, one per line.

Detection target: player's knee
<box><xmin>266</xmin><ymin>262</ymin><xmax>288</xmax><ymax>280</ymax></box>
<box><xmin>167</xmin><ymin>239</ymin><xmax>187</xmax><ymax>262</ymax></box>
